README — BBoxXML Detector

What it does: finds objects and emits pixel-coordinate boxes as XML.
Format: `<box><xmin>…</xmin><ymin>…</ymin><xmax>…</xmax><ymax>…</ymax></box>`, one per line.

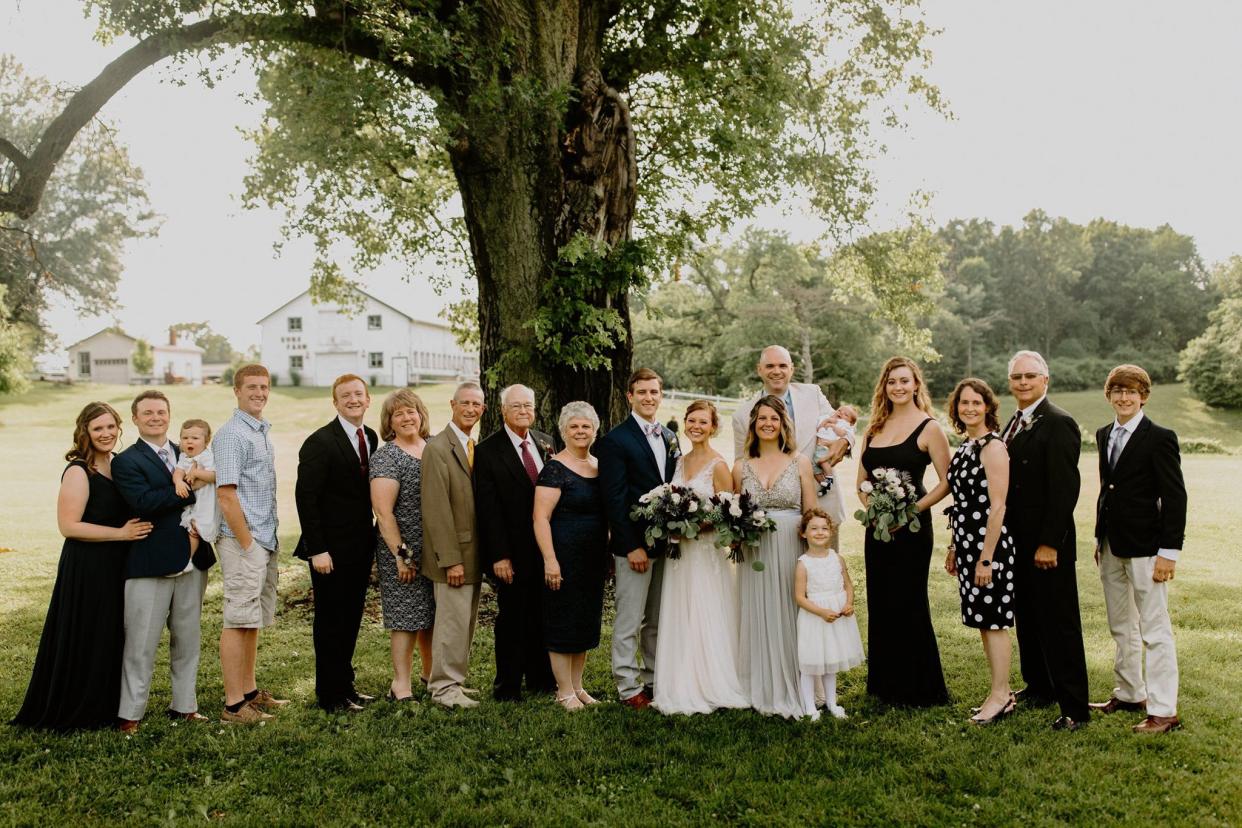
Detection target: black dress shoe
<box><xmin>321</xmin><ymin>699</ymin><xmax>365</xmax><ymax>713</ymax></box>
<box><xmin>348</xmin><ymin>692</ymin><xmax>376</xmax><ymax>706</ymax></box>
<box><xmin>1051</xmin><ymin>715</ymin><xmax>1088</xmax><ymax>732</ymax></box>
<box><xmin>493</xmin><ymin>689</ymin><xmax>522</xmax><ymax>702</ymax></box>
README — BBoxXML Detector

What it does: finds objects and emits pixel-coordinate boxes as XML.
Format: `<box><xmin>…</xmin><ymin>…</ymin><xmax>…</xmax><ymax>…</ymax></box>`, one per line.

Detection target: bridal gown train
<box><xmin>652</xmin><ymin>457</ymin><xmax>749</xmax><ymax>715</ymax></box>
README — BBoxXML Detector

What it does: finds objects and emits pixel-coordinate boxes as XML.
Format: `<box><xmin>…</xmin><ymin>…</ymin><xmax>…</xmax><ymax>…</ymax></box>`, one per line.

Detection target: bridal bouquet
<box><xmin>629</xmin><ymin>483</ymin><xmax>706</xmax><ymax>560</ymax></box>
<box><xmin>854</xmin><ymin>466</ymin><xmax>921</xmax><ymax>542</ymax></box>
<box><xmin>704</xmin><ymin>491</ymin><xmax>776</xmax><ymax>569</ymax></box>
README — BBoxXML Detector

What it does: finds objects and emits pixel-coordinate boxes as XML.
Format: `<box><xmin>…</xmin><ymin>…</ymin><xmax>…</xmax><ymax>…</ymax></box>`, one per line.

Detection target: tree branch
<box><xmin>0</xmin><ymin>13</ymin><xmax>443</xmax><ymax>220</ymax></box>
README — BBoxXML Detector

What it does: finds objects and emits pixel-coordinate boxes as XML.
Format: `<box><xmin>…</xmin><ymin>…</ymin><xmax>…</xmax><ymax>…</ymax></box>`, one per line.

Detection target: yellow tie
<box><xmin>467</xmin><ymin>438</ymin><xmax>475</xmax><ymax>470</ymax></box>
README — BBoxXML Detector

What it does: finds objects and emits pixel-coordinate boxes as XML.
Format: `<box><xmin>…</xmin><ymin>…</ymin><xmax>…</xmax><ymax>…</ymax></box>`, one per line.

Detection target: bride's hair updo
<box><xmin>865</xmin><ymin>356</ymin><xmax>933</xmax><ymax>440</ymax></box>
<box><xmin>683</xmin><ymin>399</ymin><xmax>719</xmax><ymax>435</ymax></box>
<box><xmin>745</xmin><ymin>395</ymin><xmax>796</xmax><ymax>457</ymax></box>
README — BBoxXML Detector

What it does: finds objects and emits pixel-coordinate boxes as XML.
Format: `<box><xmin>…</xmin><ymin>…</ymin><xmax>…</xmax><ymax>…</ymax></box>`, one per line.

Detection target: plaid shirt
<box><xmin>213</xmin><ymin>408</ymin><xmax>279</xmax><ymax>549</ymax></box>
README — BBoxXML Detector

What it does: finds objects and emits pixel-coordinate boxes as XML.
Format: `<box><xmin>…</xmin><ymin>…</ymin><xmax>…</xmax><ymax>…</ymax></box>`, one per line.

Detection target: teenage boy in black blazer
<box><xmin>294</xmin><ymin>375</ymin><xmax>378</xmax><ymax>711</ymax></box>
<box><xmin>1090</xmin><ymin>364</ymin><xmax>1187</xmax><ymax>734</ymax></box>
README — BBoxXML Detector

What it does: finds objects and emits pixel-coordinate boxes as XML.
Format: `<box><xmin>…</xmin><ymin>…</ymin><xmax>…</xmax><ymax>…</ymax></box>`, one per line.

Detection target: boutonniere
<box><xmin>536</xmin><ymin>437</ymin><xmax>554</xmax><ymax>456</ymax></box>
<box><xmin>666</xmin><ymin>433</ymin><xmax>682</xmax><ymax>461</ymax></box>
<box><xmin>1019</xmin><ymin>414</ymin><xmax>1043</xmax><ymax>435</ymax></box>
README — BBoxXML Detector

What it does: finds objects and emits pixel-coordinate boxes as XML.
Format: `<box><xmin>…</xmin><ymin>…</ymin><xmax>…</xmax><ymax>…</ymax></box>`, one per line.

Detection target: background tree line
<box><xmin>636</xmin><ymin>210</ymin><xmax>1226</xmax><ymax>404</ymax></box>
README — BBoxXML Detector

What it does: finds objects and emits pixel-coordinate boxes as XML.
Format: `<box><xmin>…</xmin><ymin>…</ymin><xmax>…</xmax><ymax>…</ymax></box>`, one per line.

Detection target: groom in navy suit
<box><xmin>597</xmin><ymin>367</ymin><xmax>678</xmax><ymax>709</ymax></box>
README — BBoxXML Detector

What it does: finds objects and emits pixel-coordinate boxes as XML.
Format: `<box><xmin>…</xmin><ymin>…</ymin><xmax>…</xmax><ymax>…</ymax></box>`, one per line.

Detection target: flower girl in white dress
<box><xmin>795</xmin><ymin>508</ymin><xmax>865</xmax><ymax>719</ymax></box>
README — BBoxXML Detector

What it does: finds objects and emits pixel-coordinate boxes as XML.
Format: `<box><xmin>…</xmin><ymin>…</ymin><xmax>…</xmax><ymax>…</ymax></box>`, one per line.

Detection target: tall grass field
<box><xmin>0</xmin><ymin>381</ymin><xmax>1238</xmax><ymax>825</ymax></box>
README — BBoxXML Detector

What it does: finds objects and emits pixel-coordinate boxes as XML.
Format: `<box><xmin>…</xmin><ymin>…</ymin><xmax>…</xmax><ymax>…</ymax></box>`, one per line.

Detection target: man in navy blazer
<box><xmin>112</xmin><ymin>390</ymin><xmax>213</xmax><ymax>731</ymax></box>
<box><xmin>294</xmin><ymin>375</ymin><xmax>379</xmax><ymax>711</ymax></box>
<box><xmin>596</xmin><ymin>367</ymin><xmax>678</xmax><ymax>709</ymax></box>
<box><xmin>1090</xmin><ymin>364</ymin><xmax>1187</xmax><ymax>734</ymax></box>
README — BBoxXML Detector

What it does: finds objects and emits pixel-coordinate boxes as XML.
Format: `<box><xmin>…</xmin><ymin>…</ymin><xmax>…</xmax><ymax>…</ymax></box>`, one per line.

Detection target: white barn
<box><xmin>66</xmin><ymin>328</ymin><xmax>205</xmax><ymax>385</ymax></box>
<box><xmin>257</xmin><ymin>289</ymin><xmax>479</xmax><ymax>387</ymax></box>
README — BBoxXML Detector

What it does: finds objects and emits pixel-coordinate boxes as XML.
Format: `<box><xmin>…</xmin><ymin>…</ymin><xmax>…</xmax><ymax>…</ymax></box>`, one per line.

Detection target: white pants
<box><xmin>1099</xmin><ymin>542</ymin><xmax>1178</xmax><ymax>717</ymax></box>
<box><xmin>612</xmin><ymin>557</ymin><xmax>664</xmax><ymax>700</ymax></box>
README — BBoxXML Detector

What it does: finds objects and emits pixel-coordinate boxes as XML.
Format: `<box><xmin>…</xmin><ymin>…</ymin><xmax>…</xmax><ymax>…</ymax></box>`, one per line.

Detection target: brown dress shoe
<box><xmin>117</xmin><ymin>718</ymin><xmax>140</xmax><ymax>734</ymax></box>
<box><xmin>221</xmin><ymin>704</ymin><xmax>274</xmax><ymax>725</ymax></box>
<box><xmin>1133</xmin><ymin>715</ymin><xmax>1180</xmax><ymax>733</ymax></box>
<box><xmin>1089</xmin><ymin>697</ymin><xmax>1146</xmax><ymax>714</ymax></box>
<box><xmin>620</xmin><ymin>693</ymin><xmax>651</xmax><ymax>710</ymax></box>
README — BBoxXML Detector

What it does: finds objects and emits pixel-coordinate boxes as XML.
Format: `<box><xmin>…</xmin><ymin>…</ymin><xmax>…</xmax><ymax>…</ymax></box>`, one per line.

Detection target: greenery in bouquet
<box><xmin>704</xmin><ymin>491</ymin><xmax>776</xmax><ymax>569</ymax></box>
<box><xmin>629</xmin><ymin>483</ymin><xmax>706</xmax><ymax>560</ymax></box>
<box><xmin>854</xmin><ymin>466</ymin><xmax>921</xmax><ymax>542</ymax></box>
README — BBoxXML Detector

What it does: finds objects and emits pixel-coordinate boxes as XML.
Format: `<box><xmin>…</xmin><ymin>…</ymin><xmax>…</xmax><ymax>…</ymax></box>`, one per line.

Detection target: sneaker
<box><xmin>816</xmin><ymin>478</ymin><xmax>833</xmax><ymax>498</ymax></box>
<box><xmin>221</xmin><ymin>704</ymin><xmax>274</xmax><ymax>725</ymax></box>
<box><xmin>248</xmin><ymin>689</ymin><xmax>290</xmax><ymax>711</ymax></box>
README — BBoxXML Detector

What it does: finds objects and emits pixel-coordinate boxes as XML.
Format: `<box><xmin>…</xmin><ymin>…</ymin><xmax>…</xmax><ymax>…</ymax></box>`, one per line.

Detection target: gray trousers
<box><xmin>118</xmin><ymin>569</ymin><xmax>207</xmax><ymax>720</ymax></box>
<box><xmin>611</xmin><ymin>557</ymin><xmax>665</xmax><ymax>700</ymax></box>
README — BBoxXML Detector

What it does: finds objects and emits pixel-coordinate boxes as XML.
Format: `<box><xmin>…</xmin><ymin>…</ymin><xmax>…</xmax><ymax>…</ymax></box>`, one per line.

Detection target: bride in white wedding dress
<box><xmin>652</xmin><ymin>401</ymin><xmax>749</xmax><ymax>715</ymax></box>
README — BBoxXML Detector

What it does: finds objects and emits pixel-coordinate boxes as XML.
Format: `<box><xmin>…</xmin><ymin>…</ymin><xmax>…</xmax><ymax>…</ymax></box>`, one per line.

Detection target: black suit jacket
<box><xmin>596</xmin><ymin>415</ymin><xmax>679</xmax><ymax>558</ymax></box>
<box><xmin>112</xmin><ymin>440</ymin><xmax>214</xmax><ymax>578</ymax></box>
<box><xmin>294</xmin><ymin>419</ymin><xmax>379</xmax><ymax>560</ymax></box>
<box><xmin>1004</xmin><ymin>398</ymin><xmax>1081</xmax><ymax>560</ymax></box>
<box><xmin>1094</xmin><ymin>415</ymin><xmax>1187</xmax><ymax>557</ymax></box>
<box><xmin>473</xmin><ymin>427</ymin><xmax>555</xmax><ymax>570</ymax></box>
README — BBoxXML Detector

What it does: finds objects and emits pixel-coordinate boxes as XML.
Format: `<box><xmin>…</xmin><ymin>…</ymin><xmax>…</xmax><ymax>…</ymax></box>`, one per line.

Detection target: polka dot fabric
<box><xmin>947</xmin><ymin>433</ymin><xmax>1015</xmax><ymax>630</ymax></box>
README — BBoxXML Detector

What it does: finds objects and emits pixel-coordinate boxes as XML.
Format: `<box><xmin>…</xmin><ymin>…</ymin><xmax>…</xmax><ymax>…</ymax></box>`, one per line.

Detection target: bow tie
<box><xmin>644</xmin><ymin>423</ymin><xmax>662</xmax><ymax>437</ymax></box>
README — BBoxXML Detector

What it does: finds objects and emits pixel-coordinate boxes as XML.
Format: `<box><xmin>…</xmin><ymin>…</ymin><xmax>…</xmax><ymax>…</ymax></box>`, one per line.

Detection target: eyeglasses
<box><xmin>505</xmin><ymin>402</ymin><xmax>535</xmax><ymax>410</ymax></box>
<box><xmin>1008</xmin><ymin>372</ymin><xmax>1044</xmax><ymax>382</ymax></box>
<box><xmin>1107</xmin><ymin>387</ymin><xmax>1143</xmax><ymax>398</ymax></box>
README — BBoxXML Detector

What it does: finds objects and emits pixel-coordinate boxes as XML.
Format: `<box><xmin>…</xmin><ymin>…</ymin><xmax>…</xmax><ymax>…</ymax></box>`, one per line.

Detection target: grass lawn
<box><xmin>1</xmin><ymin>381</ymin><xmax>1240</xmax><ymax>825</ymax></box>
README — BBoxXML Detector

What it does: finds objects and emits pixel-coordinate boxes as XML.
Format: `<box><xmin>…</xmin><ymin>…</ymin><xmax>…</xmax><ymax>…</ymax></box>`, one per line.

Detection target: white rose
<box><xmin>671</xmin><ymin>493</ymin><xmax>681</xmax><ymax>504</ymax></box>
<box><xmin>859</xmin><ymin>481</ymin><xmax>873</xmax><ymax>494</ymax></box>
<box><xmin>729</xmin><ymin>504</ymin><xmax>743</xmax><ymax>518</ymax></box>
<box><xmin>639</xmin><ymin>494</ymin><xmax>651</xmax><ymax>504</ymax></box>
<box><xmin>687</xmin><ymin>500</ymin><xmax>698</xmax><ymax>513</ymax></box>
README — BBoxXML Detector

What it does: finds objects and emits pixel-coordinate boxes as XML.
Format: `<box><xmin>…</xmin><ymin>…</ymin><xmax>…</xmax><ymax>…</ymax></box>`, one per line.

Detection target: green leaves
<box><xmin>530</xmin><ymin>235</ymin><xmax>653</xmax><ymax>371</ymax></box>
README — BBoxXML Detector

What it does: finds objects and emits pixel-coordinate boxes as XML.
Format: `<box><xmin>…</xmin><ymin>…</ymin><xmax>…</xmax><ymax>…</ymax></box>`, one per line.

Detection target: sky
<box><xmin>3</xmin><ymin>1</ymin><xmax>1240</xmax><ymax>360</ymax></box>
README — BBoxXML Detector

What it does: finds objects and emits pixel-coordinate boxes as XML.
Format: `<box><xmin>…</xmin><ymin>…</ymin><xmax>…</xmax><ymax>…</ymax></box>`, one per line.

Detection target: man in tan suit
<box><xmin>731</xmin><ymin>345</ymin><xmax>855</xmax><ymax>526</ymax></box>
<box><xmin>421</xmin><ymin>381</ymin><xmax>486</xmax><ymax>708</ymax></box>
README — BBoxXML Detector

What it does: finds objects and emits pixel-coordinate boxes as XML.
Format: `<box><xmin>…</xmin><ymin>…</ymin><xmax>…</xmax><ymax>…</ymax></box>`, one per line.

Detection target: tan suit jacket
<box><xmin>420</xmin><ymin>426</ymin><xmax>481</xmax><ymax>584</ymax></box>
<box><xmin>731</xmin><ymin>381</ymin><xmax>854</xmax><ymax>524</ymax></box>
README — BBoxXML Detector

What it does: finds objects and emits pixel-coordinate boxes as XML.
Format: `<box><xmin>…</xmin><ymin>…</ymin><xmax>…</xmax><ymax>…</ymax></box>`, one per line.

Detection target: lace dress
<box><xmin>739</xmin><ymin>459</ymin><xmax>815</xmax><ymax>719</ymax></box>
<box><xmin>652</xmin><ymin>456</ymin><xmax>748</xmax><ymax>715</ymax></box>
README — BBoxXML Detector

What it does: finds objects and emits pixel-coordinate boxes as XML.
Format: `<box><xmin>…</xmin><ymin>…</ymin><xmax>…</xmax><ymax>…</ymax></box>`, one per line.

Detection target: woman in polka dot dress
<box><xmin>943</xmin><ymin>378</ymin><xmax>1017</xmax><ymax>725</ymax></box>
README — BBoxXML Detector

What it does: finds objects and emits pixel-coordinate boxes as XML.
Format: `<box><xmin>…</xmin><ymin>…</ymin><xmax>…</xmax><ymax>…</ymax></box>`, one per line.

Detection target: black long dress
<box><xmin>537</xmin><ymin>459</ymin><xmax>608</xmax><ymax>653</ymax></box>
<box><xmin>12</xmin><ymin>461</ymin><xmax>130</xmax><ymax>730</ymax></box>
<box><xmin>861</xmin><ymin>419</ymin><xmax>949</xmax><ymax>707</ymax></box>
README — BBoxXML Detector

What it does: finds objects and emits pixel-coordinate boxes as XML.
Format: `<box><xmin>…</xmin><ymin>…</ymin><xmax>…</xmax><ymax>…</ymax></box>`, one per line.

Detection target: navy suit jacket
<box><xmin>1094</xmin><ymin>415</ymin><xmax>1187</xmax><ymax>557</ymax></box>
<box><xmin>112</xmin><ymin>440</ymin><xmax>214</xmax><ymax>579</ymax></box>
<box><xmin>596</xmin><ymin>415</ymin><xmax>678</xmax><ymax>558</ymax></box>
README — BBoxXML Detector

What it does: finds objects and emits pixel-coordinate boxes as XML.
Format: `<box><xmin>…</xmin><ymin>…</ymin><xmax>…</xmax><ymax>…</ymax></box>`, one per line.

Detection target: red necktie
<box><xmin>520</xmin><ymin>439</ymin><xmax>539</xmax><ymax>485</ymax></box>
<box><xmin>1002</xmin><ymin>413</ymin><xmax>1021</xmax><ymax>445</ymax></box>
<box><xmin>356</xmin><ymin>428</ymin><xmax>369</xmax><ymax>478</ymax></box>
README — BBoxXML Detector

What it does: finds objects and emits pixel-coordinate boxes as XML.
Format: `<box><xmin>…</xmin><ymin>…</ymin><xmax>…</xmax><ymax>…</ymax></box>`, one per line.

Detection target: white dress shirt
<box><xmin>505</xmin><ymin>424</ymin><xmax>544</xmax><ymax>474</ymax></box>
<box><xmin>338</xmin><ymin>414</ymin><xmax>369</xmax><ymax>461</ymax></box>
<box><xmin>141</xmin><ymin>437</ymin><xmax>176</xmax><ymax>471</ymax></box>
<box><xmin>448</xmin><ymin>421</ymin><xmax>475</xmax><ymax>454</ymax></box>
<box><xmin>632</xmin><ymin>411</ymin><xmax>667</xmax><ymax>479</ymax></box>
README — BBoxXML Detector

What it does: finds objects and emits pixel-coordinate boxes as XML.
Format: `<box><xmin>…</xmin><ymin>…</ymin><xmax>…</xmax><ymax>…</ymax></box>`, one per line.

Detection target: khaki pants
<box><xmin>428</xmin><ymin>581</ymin><xmax>481</xmax><ymax>702</ymax></box>
<box><xmin>1099</xmin><ymin>541</ymin><xmax>1179</xmax><ymax>717</ymax></box>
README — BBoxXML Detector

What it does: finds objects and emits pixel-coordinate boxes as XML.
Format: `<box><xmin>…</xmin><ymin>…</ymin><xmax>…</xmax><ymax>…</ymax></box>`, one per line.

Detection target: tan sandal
<box><xmin>556</xmin><ymin>694</ymin><xmax>585</xmax><ymax>711</ymax></box>
<box><xmin>575</xmin><ymin>690</ymin><xmax>600</xmax><ymax>706</ymax></box>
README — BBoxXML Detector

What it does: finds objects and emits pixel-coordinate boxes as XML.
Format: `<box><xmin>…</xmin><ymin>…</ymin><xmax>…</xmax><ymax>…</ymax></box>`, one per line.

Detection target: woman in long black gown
<box><xmin>12</xmin><ymin>402</ymin><xmax>152</xmax><ymax>730</ymax></box>
<box><xmin>856</xmin><ymin>357</ymin><xmax>952</xmax><ymax>707</ymax></box>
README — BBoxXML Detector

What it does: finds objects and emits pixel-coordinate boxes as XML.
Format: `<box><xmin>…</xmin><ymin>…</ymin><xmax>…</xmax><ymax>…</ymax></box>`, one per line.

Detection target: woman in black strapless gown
<box><xmin>12</xmin><ymin>403</ymin><xmax>151</xmax><ymax>731</ymax></box>
<box><xmin>857</xmin><ymin>358</ymin><xmax>952</xmax><ymax>707</ymax></box>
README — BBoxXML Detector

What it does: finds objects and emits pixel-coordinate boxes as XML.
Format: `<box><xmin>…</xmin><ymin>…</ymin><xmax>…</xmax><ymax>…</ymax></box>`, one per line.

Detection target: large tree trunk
<box><xmin>449</xmin><ymin>2</ymin><xmax>636</xmax><ymax>438</ymax></box>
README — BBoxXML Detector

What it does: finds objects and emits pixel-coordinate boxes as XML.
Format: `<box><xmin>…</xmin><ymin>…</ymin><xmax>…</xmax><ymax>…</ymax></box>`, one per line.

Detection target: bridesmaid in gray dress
<box><xmin>732</xmin><ymin>395</ymin><xmax>820</xmax><ymax>719</ymax></box>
